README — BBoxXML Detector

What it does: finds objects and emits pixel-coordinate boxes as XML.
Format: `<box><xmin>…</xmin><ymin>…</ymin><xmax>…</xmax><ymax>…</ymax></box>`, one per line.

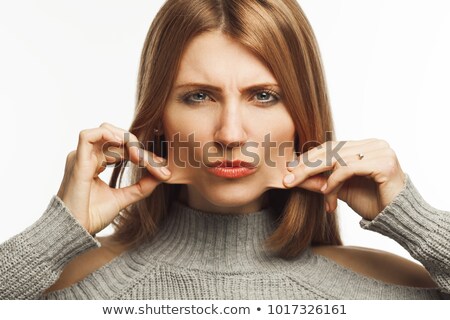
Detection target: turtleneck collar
<box><xmin>134</xmin><ymin>200</ymin><xmax>313</xmax><ymax>273</ymax></box>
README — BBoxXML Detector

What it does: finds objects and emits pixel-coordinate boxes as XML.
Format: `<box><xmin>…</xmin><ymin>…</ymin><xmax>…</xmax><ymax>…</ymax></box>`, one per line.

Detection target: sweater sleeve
<box><xmin>359</xmin><ymin>173</ymin><xmax>450</xmax><ymax>298</ymax></box>
<box><xmin>0</xmin><ymin>195</ymin><xmax>100</xmax><ymax>299</ymax></box>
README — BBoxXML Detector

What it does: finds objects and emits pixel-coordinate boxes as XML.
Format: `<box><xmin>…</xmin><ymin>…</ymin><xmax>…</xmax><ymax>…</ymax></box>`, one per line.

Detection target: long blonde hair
<box><xmin>109</xmin><ymin>0</ymin><xmax>342</xmax><ymax>258</ymax></box>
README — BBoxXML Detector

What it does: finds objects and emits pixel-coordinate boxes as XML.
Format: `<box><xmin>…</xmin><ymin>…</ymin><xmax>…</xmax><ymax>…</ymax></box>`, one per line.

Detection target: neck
<box><xmin>135</xmin><ymin>199</ymin><xmax>313</xmax><ymax>273</ymax></box>
<box><xmin>178</xmin><ymin>185</ymin><xmax>270</xmax><ymax>214</ymax></box>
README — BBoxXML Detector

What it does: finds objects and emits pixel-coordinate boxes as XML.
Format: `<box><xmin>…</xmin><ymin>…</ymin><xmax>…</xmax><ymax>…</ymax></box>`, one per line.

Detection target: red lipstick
<box><xmin>206</xmin><ymin>160</ymin><xmax>257</xmax><ymax>178</ymax></box>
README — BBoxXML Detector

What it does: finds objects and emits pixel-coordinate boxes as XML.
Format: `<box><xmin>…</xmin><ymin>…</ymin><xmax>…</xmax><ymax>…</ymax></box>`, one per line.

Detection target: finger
<box><xmin>283</xmin><ymin>139</ymin><xmax>379</xmax><ymax>188</ymax></box>
<box><xmin>286</xmin><ymin>172</ymin><xmax>338</xmax><ymax>213</ymax></box>
<box><xmin>322</xmin><ymin>158</ymin><xmax>381</xmax><ymax>213</ymax></box>
<box><xmin>324</xmin><ymin>182</ymin><xmax>344</xmax><ymax>213</ymax></box>
<box><xmin>113</xmin><ymin>173</ymin><xmax>162</xmax><ymax>210</ymax></box>
<box><xmin>137</xmin><ymin>147</ymin><xmax>172</xmax><ymax>181</ymax></box>
<box><xmin>286</xmin><ymin>138</ymin><xmax>385</xmax><ymax>172</ymax></box>
<box><xmin>286</xmin><ymin>139</ymin><xmax>375</xmax><ymax>172</ymax></box>
<box><xmin>321</xmin><ymin>147</ymin><xmax>392</xmax><ymax>212</ymax></box>
<box><xmin>101</xmin><ymin>143</ymin><xmax>126</xmax><ymax>166</ymax></box>
<box><xmin>75</xmin><ymin>127</ymin><xmax>122</xmax><ymax>180</ymax></box>
<box><xmin>77</xmin><ymin>127</ymin><xmax>120</xmax><ymax>162</ymax></box>
<box><xmin>98</xmin><ymin>123</ymin><xmax>171</xmax><ymax>180</ymax></box>
<box><xmin>286</xmin><ymin>173</ymin><xmax>329</xmax><ymax>194</ymax></box>
<box><xmin>99</xmin><ymin>122</ymin><xmax>143</xmax><ymax>163</ymax></box>
<box><xmin>283</xmin><ymin>145</ymin><xmax>349</xmax><ymax>187</ymax></box>
<box><xmin>97</xmin><ymin>124</ymin><xmax>167</xmax><ymax>177</ymax></box>
<box><xmin>322</xmin><ymin>153</ymin><xmax>384</xmax><ymax>195</ymax></box>
<box><xmin>99</xmin><ymin>122</ymin><xmax>129</xmax><ymax>140</ymax></box>
<box><xmin>57</xmin><ymin>150</ymin><xmax>77</xmax><ymax>198</ymax></box>
<box><xmin>324</xmin><ymin>166</ymin><xmax>357</xmax><ymax>213</ymax></box>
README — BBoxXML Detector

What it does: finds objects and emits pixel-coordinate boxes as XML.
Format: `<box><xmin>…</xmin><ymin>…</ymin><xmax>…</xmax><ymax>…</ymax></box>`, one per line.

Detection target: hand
<box><xmin>282</xmin><ymin>138</ymin><xmax>406</xmax><ymax>221</ymax></box>
<box><xmin>56</xmin><ymin>122</ymin><xmax>171</xmax><ymax>235</ymax></box>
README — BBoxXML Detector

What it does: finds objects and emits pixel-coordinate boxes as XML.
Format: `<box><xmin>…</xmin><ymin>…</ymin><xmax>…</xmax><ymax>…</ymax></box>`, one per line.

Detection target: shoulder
<box><xmin>310</xmin><ymin>245</ymin><xmax>438</xmax><ymax>288</ymax></box>
<box><xmin>44</xmin><ymin>236</ymin><xmax>127</xmax><ymax>294</ymax></box>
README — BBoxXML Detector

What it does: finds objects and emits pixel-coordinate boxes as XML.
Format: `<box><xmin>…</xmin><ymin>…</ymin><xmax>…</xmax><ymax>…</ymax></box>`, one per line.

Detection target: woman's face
<box><xmin>163</xmin><ymin>30</ymin><xmax>296</xmax><ymax>213</ymax></box>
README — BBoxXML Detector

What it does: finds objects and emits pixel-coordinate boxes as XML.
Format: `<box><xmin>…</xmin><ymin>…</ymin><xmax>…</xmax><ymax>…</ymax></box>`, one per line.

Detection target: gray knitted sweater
<box><xmin>1</xmin><ymin>174</ymin><xmax>450</xmax><ymax>299</ymax></box>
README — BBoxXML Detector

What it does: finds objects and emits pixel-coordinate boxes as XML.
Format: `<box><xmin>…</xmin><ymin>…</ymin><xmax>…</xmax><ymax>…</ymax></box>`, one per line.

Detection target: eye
<box><xmin>251</xmin><ymin>89</ymin><xmax>280</xmax><ymax>105</ymax></box>
<box><xmin>179</xmin><ymin>91</ymin><xmax>212</xmax><ymax>105</ymax></box>
<box><xmin>177</xmin><ymin>89</ymin><xmax>281</xmax><ymax>106</ymax></box>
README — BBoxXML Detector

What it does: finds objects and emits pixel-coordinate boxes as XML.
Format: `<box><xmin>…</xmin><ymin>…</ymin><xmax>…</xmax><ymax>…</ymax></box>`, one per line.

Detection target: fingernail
<box><xmin>283</xmin><ymin>173</ymin><xmax>295</xmax><ymax>185</ymax></box>
<box><xmin>320</xmin><ymin>183</ymin><xmax>328</xmax><ymax>192</ymax></box>
<box><xmin>160</xmin><ymin>166</ymin><xmax>171</xmax><ymax>176</ymax></box>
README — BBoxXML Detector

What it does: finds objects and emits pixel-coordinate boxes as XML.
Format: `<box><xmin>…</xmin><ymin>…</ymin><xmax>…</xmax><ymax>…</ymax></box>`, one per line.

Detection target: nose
<box><xmin>213</xmin><ymin>102</ymin><xmax>248</xmax><ymax>149</ymax></box>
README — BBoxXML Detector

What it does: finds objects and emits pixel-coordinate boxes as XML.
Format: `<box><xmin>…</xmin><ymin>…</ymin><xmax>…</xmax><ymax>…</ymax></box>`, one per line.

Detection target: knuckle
<box><xmin>65</xmin><ymin>151</ymin><xmax>77</xmax><ymax>165</ymax></box>
<box><xmin>78</xmin><ymin>129</ymin><xmax>89</xmax><ymax>140</ymax></box>
<box><xmin>385</xmin><ymin>147</ymin><xmax>397</xmax><ymax>157</ymax></box>
<box><xmin>383</xmin><ymin>159</ymin><xmax>397</xmax><ymax>175</ymax></box>
<box><xmin>100</xmin><ymin>122</ymin><xmax>111</xmax><ymax>128</ymax></box>
<box><xmin>376</xmin><ymin>139</ymin><xmax>390</xmax><ymax>149</ymax></box>
<box><xmin>67</xmin><ymin>150</ymin><xmax>76</xmax><ymax>160</ymax></box>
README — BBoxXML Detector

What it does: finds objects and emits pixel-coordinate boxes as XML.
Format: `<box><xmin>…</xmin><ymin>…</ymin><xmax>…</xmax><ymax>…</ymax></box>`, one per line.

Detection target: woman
<box><xmin>1</xmin><ymin>0</ymin><xmax>449</xmax><ymax>299</ymax></box>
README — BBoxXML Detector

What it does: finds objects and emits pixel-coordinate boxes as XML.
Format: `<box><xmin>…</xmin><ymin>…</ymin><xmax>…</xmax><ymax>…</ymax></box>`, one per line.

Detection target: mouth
<box><xmin>207</xmin><ymin>160</ymin><xmax>256</xmax><ymax>168</ymax></box>
<box><xmin>206</xmin><ymin>159</ymin><xmax>257</xmax><ymax>178</ymax></box>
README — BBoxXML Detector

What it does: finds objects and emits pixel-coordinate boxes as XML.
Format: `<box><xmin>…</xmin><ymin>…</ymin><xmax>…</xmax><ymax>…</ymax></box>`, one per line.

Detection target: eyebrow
<box><xmin>173</xmin><ymin>82</ymin><xmax>280</xmax><ymax>94</ymax></box>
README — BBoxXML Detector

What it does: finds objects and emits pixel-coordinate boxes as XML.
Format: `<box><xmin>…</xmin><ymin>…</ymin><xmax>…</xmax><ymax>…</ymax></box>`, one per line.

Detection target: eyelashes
<box><xmin>176</xmin><ymin>88</ymin><xmax>282</xmax><ymax>106</ymax></box>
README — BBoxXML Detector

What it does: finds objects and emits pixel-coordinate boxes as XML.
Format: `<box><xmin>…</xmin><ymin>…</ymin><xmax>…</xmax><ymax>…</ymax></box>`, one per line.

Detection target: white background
<box><xmin>1</xmin><ymin>0</ymin><xmax>449</xmax><ymax>264</ymax></box>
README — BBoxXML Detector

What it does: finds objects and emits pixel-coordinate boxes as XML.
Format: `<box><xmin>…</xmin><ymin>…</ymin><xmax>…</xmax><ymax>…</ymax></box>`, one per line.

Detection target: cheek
<box><xmin>163</xmin><ymin>106</ymin><xmax>215</xmax><ymax>136</ymax></box>
<box><xmin>256</xmin><ymin>110</ymin><xmax>296</xmax><ymax>150</ymax></box>
<box><xmin>163</xmin><ymin>106</ymin><xmax>190</xmax><ymax>136</ymax></box>
<box><xmin>163</xmin><ymin>107</ymin><xmax>213</xmax><ymax>166</ymax></box>
<box><xmin>239</xmin><ymin>132</ymin><xmax>295</xmax><ymax>189</ymax></box>
<box><xmin>256</xmin><ymin>111</ymin><xmax>296</xmax><ymax>184</ymax></box>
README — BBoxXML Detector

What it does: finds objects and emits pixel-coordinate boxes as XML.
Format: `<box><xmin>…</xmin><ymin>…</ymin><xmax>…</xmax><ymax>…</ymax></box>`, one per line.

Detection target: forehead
<box><xmin>175</xmin><ymin>30</ymin><xmax>277</xmax><ymax>85</ymax></box>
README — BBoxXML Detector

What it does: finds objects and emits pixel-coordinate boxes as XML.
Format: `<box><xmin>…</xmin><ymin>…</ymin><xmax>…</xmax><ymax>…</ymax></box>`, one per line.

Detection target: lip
<box><xmin>208</xmin><ymin>160</ymin><xmax>256</xmax><ymax>168</ymax></box>
<box><xmin>206</xmin><ymin>160</ymin><xmax>257</xmax><ymax>178</ymax></box>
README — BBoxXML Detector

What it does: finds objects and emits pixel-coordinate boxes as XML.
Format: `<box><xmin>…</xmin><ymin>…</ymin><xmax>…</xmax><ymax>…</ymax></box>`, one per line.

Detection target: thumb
<box><xmin>113</xmin><ymin>174</ymin><xmax>162</xmax><ymax>210</ymax></box>
<box><xmin>295</xmin><ymin>174</ymin><xmax>328</xmax><ymax>194</ymax></box>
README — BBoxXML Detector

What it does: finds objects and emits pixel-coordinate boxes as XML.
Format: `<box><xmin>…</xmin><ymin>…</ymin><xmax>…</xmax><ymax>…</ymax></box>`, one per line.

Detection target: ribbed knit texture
<box><xmin>1</xmin><ymin>174</ymin><xmax>449</xmax><ymax>299</ymax></box>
